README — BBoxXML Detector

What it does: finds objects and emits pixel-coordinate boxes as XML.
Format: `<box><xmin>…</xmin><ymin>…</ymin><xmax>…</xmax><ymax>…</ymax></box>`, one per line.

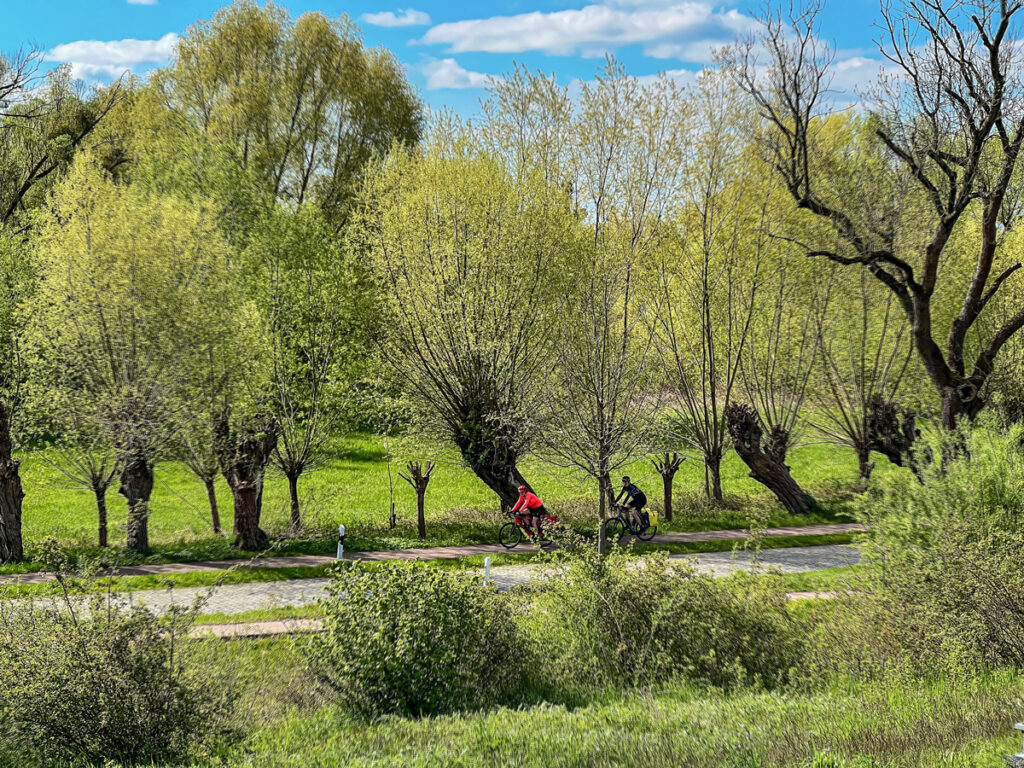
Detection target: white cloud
<box><xmin>362</xmin><ymin>8</ymin><xmax>431</xmax><ymax>27</ymax></box>
<box><xmin>417</xmin><ymin>2</ymin><xmax>759</xmax><ymax>61</ymax></box>
<box><xmin>127</xmin><ymin>0</ymin><xmax>158</xmax><ymax>5</ymax></box>
<box><xmin>46</xmin><ymin>33</ymin><xmax>178</xmax><ymax>80</ymax></box>
<box><xmin>421</xmin><ymin>58</ymin><xmax>499</xmax><ymax>90</ymax></box>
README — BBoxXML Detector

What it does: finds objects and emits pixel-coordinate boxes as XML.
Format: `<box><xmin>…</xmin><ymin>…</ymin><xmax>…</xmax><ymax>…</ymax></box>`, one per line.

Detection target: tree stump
<box><xmin>651</xmin><ymin>453</ymin><xmax>684</xmax><ymax>522</ymax></box>
<box><xmin>400</xmin><ymin>461</ymin><xmax>435</xmax><ymax>539</ymax></box>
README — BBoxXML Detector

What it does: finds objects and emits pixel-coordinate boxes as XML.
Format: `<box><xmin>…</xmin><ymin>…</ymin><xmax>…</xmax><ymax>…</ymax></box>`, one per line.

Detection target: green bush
<box><xmin>0</xmin><ymin>579</ymin><xmax>234</xmax><ymax>766</ymax></box>
<box><xmin>308</xmin><ymin>560</ymin><xmax>523</xmax><ymax>719</ymax></box>
<box><xmin>521</xmin><ymin>534</ymin><xmax>801</xmax><ymax>694</ymax></box>
<box><xmin>813</xmin><ymin>425</ymin><xmax>1024</xmax><ymax>676</ymax></box>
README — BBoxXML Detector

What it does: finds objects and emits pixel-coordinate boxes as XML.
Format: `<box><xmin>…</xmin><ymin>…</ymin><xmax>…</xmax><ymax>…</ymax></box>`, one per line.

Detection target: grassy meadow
<box><xmin>13</xmin><ymin>433</ymin><xmax>888</xmax><ymax>567</ymax></box>
<box><xmin>130</xmin><ymin>633</ymin><xmax>1024</xmax><ymax>768</ymax></box>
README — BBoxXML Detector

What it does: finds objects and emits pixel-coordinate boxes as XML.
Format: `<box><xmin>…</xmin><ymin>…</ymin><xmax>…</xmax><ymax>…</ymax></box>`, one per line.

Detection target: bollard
<box><xmin>337</xmin><ymin>524</ymin><xmax>346</xmax><ymax>560</ymax></box>
<box><xmin>483</xmin><ymin>556</ymin><xmax>491</xmax><ymax>586</ymax></box>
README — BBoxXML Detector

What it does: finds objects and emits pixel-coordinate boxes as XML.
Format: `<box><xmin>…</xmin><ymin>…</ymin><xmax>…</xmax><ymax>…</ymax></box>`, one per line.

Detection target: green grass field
<box><xmin>185</xmin><ymin>644</ymin><xmax>1021</xmax><ymax>768</ymax></box>
<box><xmin>12</xmin><ymin>434</ymin><xmax>888</xmax><ymax>569</ymax></box>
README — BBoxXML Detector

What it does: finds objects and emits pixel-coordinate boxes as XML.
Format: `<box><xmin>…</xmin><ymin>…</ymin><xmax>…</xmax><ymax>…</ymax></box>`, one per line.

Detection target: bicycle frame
<box><xmin>508</xmin><ymin>510</ymin><xmax>558</xmax><ymax>538</ymax></box>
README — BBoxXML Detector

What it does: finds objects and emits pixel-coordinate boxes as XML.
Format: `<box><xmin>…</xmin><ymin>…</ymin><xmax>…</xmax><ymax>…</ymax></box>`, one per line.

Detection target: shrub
<box><xmin>812</xmin><ymin>425</ymin><xmax>1024</xmax><ymax>676</ymax></box>
<box><xmin>308</xmin><ymin>560</ymin><xmax>523</xmax><ymax>719</ymax></box>
<box><xmin>0</xmin><ymin>573</ymin><xmax>234</xmax><ymax>766</ymax></box>
<box><xmin>520</xmin><ymin>533</ymin><xmax>801</xmax><ymax>694</ymax></box>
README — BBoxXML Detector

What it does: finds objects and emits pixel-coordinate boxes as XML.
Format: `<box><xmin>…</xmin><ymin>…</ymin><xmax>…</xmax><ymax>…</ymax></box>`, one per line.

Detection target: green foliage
<box><xmin>355</xmin><ymin>133</ymin><xmax>574</xmax><ymax>489</ymax></box>
<box><xmin>308</xmin><ymin>559</ymin><xmax>523</xmax><ymax>719</ymax></box>
<box><xmin>0</xmin><ymin>579</ymin><xmax>233</xmax><ymax>766</ymax></box>
<box><xmin>811</xmin><ymin>425</ymin><xmax>1024</xmax><ymax>676</ymax></box>
<box><xmin>141</xmin><ymin>0</ymin><xmax>422</xmax><ymax>226</ymax></box>
<box><xmin>25</xmin><ymin>155</ymin><xmax>253</xmax><ymax>457</ymax></box>
<box><xmin>522</xmin><ymin>533</ymin><xmax>801</xmax><ymax>694</ymax></box>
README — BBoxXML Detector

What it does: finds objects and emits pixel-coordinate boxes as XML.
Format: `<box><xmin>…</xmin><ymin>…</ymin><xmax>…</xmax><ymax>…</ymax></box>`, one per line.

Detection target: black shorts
<box><xmin>529</xmin><ymin>505</ymin><xmax>548</xmax><ymax>517</ymax></box>
<box><xmin>628</xmin><ymin>495</ymin><xmax>646</xmax><ymax>511</ymax></box>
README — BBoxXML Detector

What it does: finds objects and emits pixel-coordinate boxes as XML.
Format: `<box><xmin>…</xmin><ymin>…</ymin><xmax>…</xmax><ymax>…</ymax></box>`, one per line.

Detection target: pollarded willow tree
<box><xmin>810</xmin><ymin>267</ymin><xmax>917</xmax><ymax>482</ymax></box>
<box><xmin>653</xmin><ymin>70</ymin><xmax>769</xmax><ymax>503</ymax></box>
<box><xmin>28</xmin><ymin>157</ymin><xmax>244</xmax><ymax>554</ymax></box>
<box><xmin>728</xmin><ymin>0</ymin><xmax>1024</xmax><ymax>429</ymax></box>
<box><xmin>535</xmin><ymin>62</ymin><xmax>685</xmax><ymax>547</ymax></box>
<box><xmin>356</xmin><ymin>132</ymin><xmax>574</xmax><ymax>509</ymax></box>
<box><xmin>0</xmin><ymin>57</ymin><xmax>123</xmax><ymax>561</ymax></box>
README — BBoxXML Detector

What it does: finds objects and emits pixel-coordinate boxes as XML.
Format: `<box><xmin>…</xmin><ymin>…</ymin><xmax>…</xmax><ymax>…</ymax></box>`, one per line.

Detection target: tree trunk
<box><xmin>726</xmin><ymin>403</ymin><xmax>813</xmax><ymax>516</ymax></box>
<box><xmin>662</xmin><ymin>471</ymin><xmax>674</xmax><ymax>523</ymax></box>
<box><xmin>464</xmin><ymin>457</ymin><xmax>530</xmax><ymax>510</ymax></box>
<box><xmin>707</xmin><ymin>451</ymin><xmax>724</xmax><ymax>503</ymax></box>
<box><xmin>287</xmin><ymin>472</ymin><xmax>301</xmax><ymax>530</ymax></box>
<box><xmin>856</xmin><ymin>445</ymin><xmax>875</xmax><ymax>483</ymax></box>
<box><xmin>95</xmin><ymin>487</ymin><xmax>108</xmax><ymax>548</ymax></box>
<box><xmin>232</xmin><ymin>481</ymin><xmax>265</xmax><ymax>551</ymax></box>
<box><xmin>204</xmin><ymin>478</ymin><xmax>221</xmax><ymax>534</ymax></box>
<box><xmin>416</xmin><ymin>488</ymin><xmax>426</xmax><ymax>539</ymax></box>
<box><xmin>652</xmin><ymin>452</ymin><xmax>683</xmax><ymax>523</ymax></box>
<box><xmin>119</xmin><ymin>453</ymin><xmax>154</xmax><ymax>555</ymax></box>
<box><xmin>866</xmin><ymin>395</ymin><xmax>924</xmax><ymax>479</ymax></box>
<box><xmin>401</xmin><ymin>461</ymin><xmax>434</xmax><ymax>539</ymax></box>
<box><xmin>597</xmin><ymin>472</ymin><xmax>611</xmax><ymax>555</ymax></box>
<box><xmin>0</xmin><ymin>403</ymin><xmax>23</xmax><ymax>563</ymax></box>
<box><xmin>216</xmin><ymin>414</ymin><xmax>279</xmax><ymax>552</ymax></box>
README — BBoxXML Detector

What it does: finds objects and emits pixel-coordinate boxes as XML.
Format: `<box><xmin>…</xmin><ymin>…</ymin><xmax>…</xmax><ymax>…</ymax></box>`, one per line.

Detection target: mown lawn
<box><xmin>11</xmin><ymin>434</ymin><xmax>892</xmax><ymax>568</ymax></box>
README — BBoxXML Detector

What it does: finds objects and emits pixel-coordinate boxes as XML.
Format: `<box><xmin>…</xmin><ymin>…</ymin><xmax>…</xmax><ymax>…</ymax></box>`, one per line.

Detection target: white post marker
<box><xmin>1015</xmin><ymin>722</ymin><xmax>1024</xmax><ymax>759</ymax></box>
<box><xmin>483</xmin><ymin>556</ymin><xmax>491</xmax><ymax>586</ymax></box>
<box><xmin>337</xmin><ymin>524</ymin><xmax>346</xmax><ymax>560</ymax></box>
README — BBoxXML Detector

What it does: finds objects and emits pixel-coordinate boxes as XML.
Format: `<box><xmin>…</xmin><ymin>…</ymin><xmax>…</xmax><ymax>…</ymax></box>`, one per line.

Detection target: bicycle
<box><xmin>499</xmin><ymin>507</ymin><xmax>559</xmax><ymax>549</ymax></box>
<box><xmin>603</xmin><ymin>502</ymin><xmax>658</xmax><ymax>545</ymax></box>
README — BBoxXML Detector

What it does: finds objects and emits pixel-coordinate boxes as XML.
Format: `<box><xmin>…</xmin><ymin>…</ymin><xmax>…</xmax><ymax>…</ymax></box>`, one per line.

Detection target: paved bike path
<box><xmin>0</xmin><ymin>522</ymin><xmax>865</xmax><ymax>586</ymax></box>
<box><xmin>140</xmin><ymin>544</ymin><xmax>861</xmax><ymax>622</ymax></box>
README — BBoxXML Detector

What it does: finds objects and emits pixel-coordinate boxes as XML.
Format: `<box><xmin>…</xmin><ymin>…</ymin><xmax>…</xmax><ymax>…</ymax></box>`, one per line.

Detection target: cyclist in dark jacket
<box><xmin>615</xmin><ymin>476</ymin><xmax>648</xmax><ymax>529</ymax></box>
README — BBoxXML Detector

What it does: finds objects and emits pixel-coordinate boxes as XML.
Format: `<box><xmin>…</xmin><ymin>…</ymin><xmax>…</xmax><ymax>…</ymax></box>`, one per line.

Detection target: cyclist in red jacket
<box><xmin>510</xmin><ymin>484</ymin><xmax>547</xmax><ymax>539</ymax></box>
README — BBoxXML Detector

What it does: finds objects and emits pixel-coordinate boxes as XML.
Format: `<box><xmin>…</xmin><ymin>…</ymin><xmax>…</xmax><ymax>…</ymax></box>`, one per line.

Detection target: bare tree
<box><xmin>653</xmin><ymin>77</ymin><xmax>771</xmax><ymax>502</ymax></box>
<box><xmin>651</xmin><ymin>453</ymin><xmax>684</xmax><ymax>522</ymax></box>
<box><xmin>538</xmin><ymin>62</ymin><xmax>682</xmax><ymax>551</ymax></box>
<box><xmin>727</xmin><ymin>0</ymin><xmax>1024</xmax><ymax>429</ymax></box>
<box><xmin>399</xmin><ymin>460</ymin><xmax>435</xmax><ymax>539</ymax></box>
<box><xmin>810</xmin><ymin>268</ymin><xmax>915</xmax><ymax>482</ymax></box>
<box><xmin>179</xmin><ymin>426</ymin><xmax>223</xmax><ymax>534</ymax></box>
<box><xmin>48</xmin><ymin>434</ymin><xmax>118</xmax><ymax>548</ymax></box>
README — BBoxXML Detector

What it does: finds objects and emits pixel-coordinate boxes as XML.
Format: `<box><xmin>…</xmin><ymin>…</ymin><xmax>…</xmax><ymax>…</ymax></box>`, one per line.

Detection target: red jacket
<box><xmin>511</xmin><ymin>491</ymin><xmax>543</xmax><ymax>513</ymax></box>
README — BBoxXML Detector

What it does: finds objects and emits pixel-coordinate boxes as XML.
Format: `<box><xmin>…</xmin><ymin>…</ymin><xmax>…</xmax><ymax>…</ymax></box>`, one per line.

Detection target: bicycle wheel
<box><xmin>603</xmin><ymin>517</ymin><xmax>625</xmax><ymax>546</ymax></box>
<box><xmin>636</xmin><ymin>523</ymin><xmax>657</xmax><ymax>542</ymax></box>
<box><xmin>499</xmin><ymin>521</ymin><xmax>523</xmax><ymax>549</ymax></box>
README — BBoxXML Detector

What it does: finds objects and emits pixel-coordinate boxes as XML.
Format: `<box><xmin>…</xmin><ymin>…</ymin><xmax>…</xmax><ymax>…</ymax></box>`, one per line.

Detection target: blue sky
<box><xmin>3</xmin><ymin>0</ymin><xmax>887</xmax><ymax>116</ymax></box>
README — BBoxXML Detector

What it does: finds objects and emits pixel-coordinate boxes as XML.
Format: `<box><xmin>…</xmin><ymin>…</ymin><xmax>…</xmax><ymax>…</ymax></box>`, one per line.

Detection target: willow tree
<box><xmin>356</xmin><ymin>135</ymin><xmax>572</xmax><ymax>508</ymax></box>
<box><xmin>142</xmin><ymin>0</ymin><xmax>422</xmax><ymax>229</ymax></box>
<box><xmin>729</xmin><ymin>0</ymin><xmax>1024</xmax><ymax>429</ymax></box>
<box><xmin>0</xmin><ymin>57</ymin><xmax>122</xmax><ymax>561</ymax></box>
<box><xmin>28</xmin><ymin>157</ymin><xmax>241</xmax><ymax>554</ymax></box>
<box><xmin>531</xmin><ymin>62</ymin><xmax>684</xmax><ymax>548</ymax></box>
<box><xmin>653</xmin><ymin>71</ymin><xmax>767</xmax><ymax>503</ymax></box>
<box><xmin>810</xmin><ymin>267</ymin><xmax>916</xmax><ymax>482</ymax></box>
<box><xmin>248</xmin><ymin>206</ymin><xmax>365</xmax><ymax>530</ymax></box>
